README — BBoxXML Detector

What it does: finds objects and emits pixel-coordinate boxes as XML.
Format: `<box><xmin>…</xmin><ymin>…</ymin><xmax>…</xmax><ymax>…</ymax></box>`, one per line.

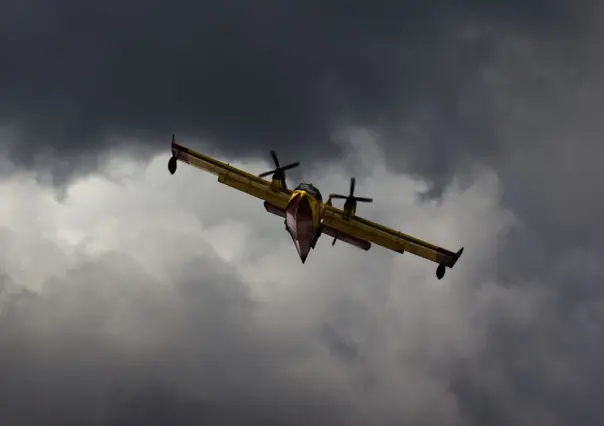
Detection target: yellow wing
<box><xmin>169</xmin><ymin>137</ymin><xmax>291</xmax><ymax>210</ymax></box>
<box><xmin>320</xmin><ymin>204</ymin><xmax>463</xmax><ymax>278</ymax></box>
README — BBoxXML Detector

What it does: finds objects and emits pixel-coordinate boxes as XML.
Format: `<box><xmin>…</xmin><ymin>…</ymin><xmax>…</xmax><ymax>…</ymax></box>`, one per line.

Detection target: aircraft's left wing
<box><xmin>321</xmin><ymin>205</ymin><xmax>463</xmax><ymax>279</ymax></box>
<box><xmin>170</xmin><ymin>138</ymin><xmax>292</xmax><ymax>210</ymax></box>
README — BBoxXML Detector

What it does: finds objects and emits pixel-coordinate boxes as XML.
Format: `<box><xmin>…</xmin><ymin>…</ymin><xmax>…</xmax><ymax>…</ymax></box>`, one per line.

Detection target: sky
<box><xmin>1</xmin><ymin>1</ymin><xmax>603</xmax><ymax>425</ymax></box>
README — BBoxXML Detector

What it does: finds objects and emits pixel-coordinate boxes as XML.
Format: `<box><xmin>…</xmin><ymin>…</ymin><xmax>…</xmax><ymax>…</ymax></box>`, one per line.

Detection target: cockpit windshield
<box><xmin>295</xmin><ymin>183</ymin><xmax>323</xmax><ymax>202</ymax></box>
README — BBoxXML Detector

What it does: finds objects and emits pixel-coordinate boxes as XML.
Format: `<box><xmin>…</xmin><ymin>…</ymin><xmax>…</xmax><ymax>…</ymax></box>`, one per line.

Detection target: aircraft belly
<box><xmin>285</xmin><ymin>194</ymin><xmax>315</xmax><ymax>263</ymax></box>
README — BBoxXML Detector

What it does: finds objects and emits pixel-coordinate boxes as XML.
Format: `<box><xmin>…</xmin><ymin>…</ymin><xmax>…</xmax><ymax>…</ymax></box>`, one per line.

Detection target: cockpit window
<box><xmin>295</xmin><ymin>183</ymin><xmax>323</xmax><ymax>201</ymax></box>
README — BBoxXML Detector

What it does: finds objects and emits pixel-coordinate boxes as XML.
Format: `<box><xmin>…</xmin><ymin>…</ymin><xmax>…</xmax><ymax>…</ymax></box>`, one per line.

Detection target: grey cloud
<box><xmin>3</xmin><ymin>251</ymin><xmax>594</xmax><ymax>426</ymax></box>
<box><xmin>0</xmin><ymin>244</ymin><xmax>466</xmax><ymax>425</ymax></box>
<box><xmin>0</xmin><ymin>250</ymin><xmax>346</xmax><ymax>425</ymax></box>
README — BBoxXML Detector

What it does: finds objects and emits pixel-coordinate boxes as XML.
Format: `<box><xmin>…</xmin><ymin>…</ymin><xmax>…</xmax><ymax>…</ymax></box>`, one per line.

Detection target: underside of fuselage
<box><xmin>284</xmin><ymin>192</ymin><xmax>318</xmax><ymax>263</ymax></box>
<box><xmin>264</xmin><ymin>187</ymin><xmax>371</xmax><ymax>263</ymax></box>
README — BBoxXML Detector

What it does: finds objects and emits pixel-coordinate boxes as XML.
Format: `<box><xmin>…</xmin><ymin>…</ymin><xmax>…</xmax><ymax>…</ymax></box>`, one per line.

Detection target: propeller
<box><xmin>258</xmin><ymin>150</ymin><xmax>300</xmax><ymax>189</ymax></box>
<box><xmin>329</xmin><ymin>177</ymin><xmax>373</xmax><ymax>204</ymax></box>
<box><xmin>329</xmin><ymin>177</ymin><xmax>372</xmax><ymax>245</ymax></box>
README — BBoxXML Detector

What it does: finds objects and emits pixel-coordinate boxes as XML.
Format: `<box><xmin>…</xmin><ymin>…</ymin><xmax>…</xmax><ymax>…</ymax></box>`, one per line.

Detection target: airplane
<box><xmin>168</xmin><ymin>135</ymin><xmax>463</xmax><ymax>279</ymax></box>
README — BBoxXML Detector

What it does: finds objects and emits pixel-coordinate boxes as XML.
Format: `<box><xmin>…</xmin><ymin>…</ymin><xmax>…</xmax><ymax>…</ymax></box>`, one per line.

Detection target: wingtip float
<box><xmin>168</xmin><ymin>134</ymin><xmax>464</xmax><ymax>279</ymax></box>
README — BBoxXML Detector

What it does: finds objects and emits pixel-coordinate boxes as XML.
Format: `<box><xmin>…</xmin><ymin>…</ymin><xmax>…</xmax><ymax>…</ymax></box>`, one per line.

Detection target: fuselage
<box><xmin>284</xmin><ymin>183</ymin><xmax>323</xmax><ymax>263</ymax></box>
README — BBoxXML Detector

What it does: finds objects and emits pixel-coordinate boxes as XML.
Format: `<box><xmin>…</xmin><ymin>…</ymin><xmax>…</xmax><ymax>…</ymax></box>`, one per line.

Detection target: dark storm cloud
<box><xmin>2</xmin><ymin>1</ymin><xmax>604</xmax><ymax>425</ymax></box>
<box><xmin>0</xmin><ymin>0</ymin><xmax>597</xmax><ymax>188</ymax></box>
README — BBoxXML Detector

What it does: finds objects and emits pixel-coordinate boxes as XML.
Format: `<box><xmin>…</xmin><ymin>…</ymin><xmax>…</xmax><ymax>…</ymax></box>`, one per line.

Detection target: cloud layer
<box><xmin>0</xmin><ymin>137</ymin><xmax>600</xmax><ymax>425</ymax></box>
<box><xmin>2</xmin><ymin>2</ymin><xmax>604</xmax><ymax>424</ymax></box>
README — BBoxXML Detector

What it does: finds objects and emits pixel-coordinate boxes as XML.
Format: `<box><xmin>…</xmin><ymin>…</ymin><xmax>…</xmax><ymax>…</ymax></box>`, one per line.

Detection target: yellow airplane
<box><xmin>168</xmin><ymin>135</ymin><xmax>463</xmax><ymax>279</ymax></box>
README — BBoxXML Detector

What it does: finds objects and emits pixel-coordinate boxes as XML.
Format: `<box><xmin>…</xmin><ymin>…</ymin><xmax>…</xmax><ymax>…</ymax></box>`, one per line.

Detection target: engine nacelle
<box><xmin>436</xmin><ymin>264</ymin><xmax>446</xmax><ymax>280</ymax></box>
<box><xmin>342</xmin><ymin>207</ymin><xmax>353</xmax><ymax>220</ymax></box>
<box><xmin>168</xmin><ymin>157</ymin><xmax>177</xmax><ymax>175</ymax></box>
<box><xmin>341</xmin><ymin>201</ymin><xmax>356</xmax><ymax>221</ymax></box>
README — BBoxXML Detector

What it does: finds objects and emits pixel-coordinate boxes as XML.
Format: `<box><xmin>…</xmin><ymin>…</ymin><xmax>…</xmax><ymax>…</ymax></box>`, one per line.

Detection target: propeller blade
<box><xmin>329</xmin><ymin>194</ymin><xmax>348</xmax><ymax>199</ymax></box>
<box><xmin>350</xmin><ymin>177</ymin><xmax>356</xmax><ymax>196</ymax></box>
<box><xmin>172</xmin><ymin>133</ymin><xmax>175</xmax><ymax>144</ymax></box>
<box><xmin>354</xmin><ymin>197</ymin><xmax>373</xmax><ymax>203</ymax></box>
<box><xmin>259</xmin><ymin>151</ymin><xmax>299</xmax><ymax>188</ymax></box>
<box><xmin>270</xmin><ymin>150</ymin><xmax>280</xmax><ymax>168</ymax></box>
<box><xmin>280</xmin><ymin>161</ymin><xmax>300</xmax><ymax>172</ymax></box>
<box><xmin>259</xmin><ymin>169</ymin><xmax>276</xmax><ymax>177</ymax></box>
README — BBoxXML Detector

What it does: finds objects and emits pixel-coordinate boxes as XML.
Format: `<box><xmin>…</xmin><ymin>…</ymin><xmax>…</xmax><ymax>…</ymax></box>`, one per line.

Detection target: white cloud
<box><xmin>0</xmin><ymin>132</ymin><xmax>522</xmax><ymax>425</ymax></box>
